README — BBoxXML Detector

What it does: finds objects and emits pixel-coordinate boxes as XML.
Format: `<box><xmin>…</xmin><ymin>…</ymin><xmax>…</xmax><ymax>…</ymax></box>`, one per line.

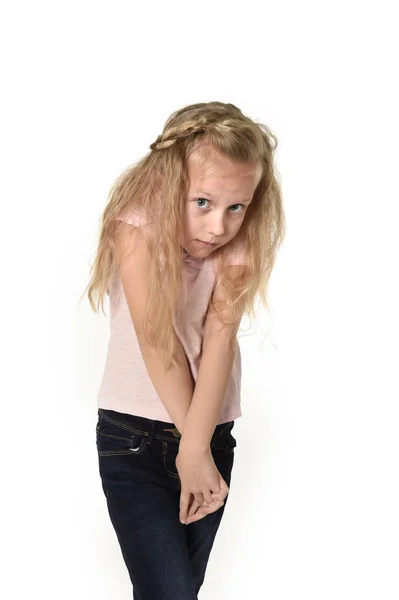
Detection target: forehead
<box><xmin>187</xmin><ymin>145</ymin><xmax>259</xmax><ymax>193</ymax></box>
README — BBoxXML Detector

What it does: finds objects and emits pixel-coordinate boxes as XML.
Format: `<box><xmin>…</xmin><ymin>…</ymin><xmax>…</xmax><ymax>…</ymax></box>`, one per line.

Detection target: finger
<box><xmin>179</xmin><ymin>490</ymin><xmax>191</xmax><ymax>524</ymax></box>
<box><xmin>210</xmin><ymin>491</ymin><xmax>223</xmax><ymax>503</ymax></box>
<box><xmin>201</xmin><ymin>498</ymin><xmax>224</xmax><ymax>516</ymax></box>
<box><xmin>208</xmin><ymin>485</ymin><xmax>226</xmax><ymax>503</ymax></box>
<box><xmin>193</xmin><ymin>492</ymin><xmax>205</xmax><ymax>507</ymax></box>
<box><xmin>203</xmin><ymin>490</ymin><xmax>215</xmax><ymax>505</ymax></box>
<box><xmin>185</xmin><ymin>500</ymin><xmax>225</xmax><ymax>524</ymax></box>
<box><xmin>188</xmin><ymin>496</ymin><xmax>200</xmax><ymax>517</ymax></box>
<box><xmin>216</xmin><ymin>474</ymin><xmax>229</xmax><ymax>502</ymax></box>
<box><xmin>188</xmin><ymin>498</ymin><xmax>223</xmax><ymax>522</ymax></box>
<box><xmin>188</xmin><ymin>503</ymin><xmax>198</xmax><ymax>517</ymax></box>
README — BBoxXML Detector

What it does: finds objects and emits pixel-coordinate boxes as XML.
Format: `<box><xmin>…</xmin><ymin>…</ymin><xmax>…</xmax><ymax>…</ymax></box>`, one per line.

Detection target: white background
<box><xmin>1</xmin><ymin>1</ymin><xmax>398</xmax><ymax>598</ymax></box>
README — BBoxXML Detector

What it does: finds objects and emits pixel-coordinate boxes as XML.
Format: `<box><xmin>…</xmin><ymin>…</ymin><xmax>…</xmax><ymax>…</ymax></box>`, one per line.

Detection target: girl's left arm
<box><xmin>179</xmin><ymin>265</ymin><xmax>246</xmax><ymax>452</ymax></box>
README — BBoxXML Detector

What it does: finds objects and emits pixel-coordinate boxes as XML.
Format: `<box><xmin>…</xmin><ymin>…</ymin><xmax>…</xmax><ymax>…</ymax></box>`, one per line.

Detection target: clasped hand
<box><xmin>175</xmin><ymin>445</ymin><xmax>229</xmax><ymax>525</ymax></box>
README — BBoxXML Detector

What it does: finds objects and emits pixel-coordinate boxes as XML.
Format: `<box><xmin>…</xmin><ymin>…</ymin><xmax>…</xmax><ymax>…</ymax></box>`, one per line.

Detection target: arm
<box><xmin>179</xmin><ymin>265</ymin><xmax>246</xmax><ymax>453</ymax></box>
<box><xmin>115</xmin><ymin>222</ymin><xmax>194</xmax><ymax>434</ymax></box>
<box><xmin>179</xmin><ymin>331</ymin><xmax>236</xmax><ymax>452</ymax></box>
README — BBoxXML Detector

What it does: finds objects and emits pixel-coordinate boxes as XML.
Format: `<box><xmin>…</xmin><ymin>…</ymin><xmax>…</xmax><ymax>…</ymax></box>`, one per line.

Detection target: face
<box><xmin>181</xmin><ymin>143</ymin><xmax>260</xmax><ymax>257</ymax></box>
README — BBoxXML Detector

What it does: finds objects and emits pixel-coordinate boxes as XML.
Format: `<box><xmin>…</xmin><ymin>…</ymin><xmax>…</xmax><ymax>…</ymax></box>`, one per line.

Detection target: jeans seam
<box><xmin>161</xmin><ymin>441</ymin><xmax>180</xmax><ymax>479</ymax></box>
<box><xmin>98</xmin><ymin>410</ymin><xmax>235</xmax><ymax>446</ymax></box>
<box><xmin>99</xmin><ymin>409</ymin><xmax>149</xmax><ymax>437</ymax></box>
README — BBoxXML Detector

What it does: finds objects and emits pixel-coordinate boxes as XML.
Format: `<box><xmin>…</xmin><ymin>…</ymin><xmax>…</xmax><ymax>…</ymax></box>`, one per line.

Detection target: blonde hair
<box><xmin>84</xmin><ymin>101</ymin><xmax>286</xmax><ymax>371</ymax></box>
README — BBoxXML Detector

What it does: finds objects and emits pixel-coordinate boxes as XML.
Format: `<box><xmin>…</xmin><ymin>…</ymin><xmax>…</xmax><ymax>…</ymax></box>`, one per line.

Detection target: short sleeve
<box><xmin>211</xmin><ymin>238</ymin><xmax>247</xmax><ymax>278</ymax></box>
<box><xmin>226</xmin><ymin>239</ymin><xmax>247</xmax><ymax>266</ymax></box>
<box><xmin>115</xmin><ymin>209</ymin><xmax>148</xmax><ymax>227</ymax></box>
<box><xmin>225</xmin><ymin>241</ymin><xmax>246</xmax><ymax>265</ymax></box>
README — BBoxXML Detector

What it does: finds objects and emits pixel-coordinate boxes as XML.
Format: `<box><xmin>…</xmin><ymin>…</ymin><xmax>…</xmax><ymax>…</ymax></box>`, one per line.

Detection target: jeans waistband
<box><xmin>97</xmin><ymin>408</ymin><xmax>234</xmax><ymax>445</ymax></box>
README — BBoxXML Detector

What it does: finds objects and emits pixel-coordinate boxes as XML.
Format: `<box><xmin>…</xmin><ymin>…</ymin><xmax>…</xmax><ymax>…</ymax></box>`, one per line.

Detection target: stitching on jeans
<box><xmin>97</xmin><ymin>431</ymin><xmax>134</xmax><ymax>443</ymax></box>
<box><xmin>99</xmin><ymin>409</ymin><xmax>234</xmax><ymax>444</ymax></box>
<box><xmin>162</xmin><ymin>441</ymin><xmax>180</xmax><ymax>479</ymax></box>
<box><xmin>98</xmin><ymin>450</ymin><xmax>135</xmax><ymax>456</ymax></box>
<box><xmin>154</xmin><ymin>434</ymin><xmax>181</xmax><ymax>443</ymax></box>
<box><xmin>99</xmin><ymin>409</ymin><xmax>149</xmax><ymax>436</ymax></box>
<box><xmin>97</xmin><ymin>433</ymin><xmax>146</xmax><ymax>456</ymax></box>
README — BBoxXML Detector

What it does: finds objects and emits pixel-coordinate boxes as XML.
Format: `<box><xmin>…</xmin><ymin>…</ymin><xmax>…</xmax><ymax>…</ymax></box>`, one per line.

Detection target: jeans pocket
<box><xmin>96</xmin><ymin>418</ymin><xmax>146</xmax><ymax>457</ymax></box>
<box><xmin>211</xmin><ymin>422</ymin><xmax>237</xmax><ymax>455</ymax></box>
<box><xmin>161</xmin><ymin>440</ymin><xmax>180</xmax><ymax>479</ymax></box>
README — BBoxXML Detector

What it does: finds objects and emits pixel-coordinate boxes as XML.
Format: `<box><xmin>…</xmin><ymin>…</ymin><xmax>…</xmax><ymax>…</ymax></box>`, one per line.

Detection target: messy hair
<box><xmin>84</xmin><ymin>101</ymin><xmax>286</xmax><ymax>372</ymax></box>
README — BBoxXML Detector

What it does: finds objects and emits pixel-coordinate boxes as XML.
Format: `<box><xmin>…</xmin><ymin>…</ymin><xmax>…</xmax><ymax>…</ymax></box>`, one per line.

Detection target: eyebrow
<box><xmin>194</xmin><ymin>190</ymin><xmax>252</xmax><ymax>203</ymax></box>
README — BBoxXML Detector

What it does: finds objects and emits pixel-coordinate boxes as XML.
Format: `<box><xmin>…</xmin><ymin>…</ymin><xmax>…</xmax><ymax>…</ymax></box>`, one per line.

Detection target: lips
<box><xmin>196</xmin><ymin>239</ymin><xmax>216</xmax><ymax>246</ymax></box>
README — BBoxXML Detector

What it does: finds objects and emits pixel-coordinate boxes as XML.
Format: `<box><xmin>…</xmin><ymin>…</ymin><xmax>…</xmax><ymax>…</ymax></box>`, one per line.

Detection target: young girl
<box><xmin>85</xmin><ymin>101</ymin><xmax>285</xmax><ymax>599</ymax></box>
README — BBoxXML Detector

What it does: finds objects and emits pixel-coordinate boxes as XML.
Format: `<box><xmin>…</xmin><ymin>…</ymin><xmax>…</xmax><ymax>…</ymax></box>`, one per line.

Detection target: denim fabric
<box><xmin>96</xmin><ymin>408</ymin><xmax>236</xmax><ymax>599</ymax></box>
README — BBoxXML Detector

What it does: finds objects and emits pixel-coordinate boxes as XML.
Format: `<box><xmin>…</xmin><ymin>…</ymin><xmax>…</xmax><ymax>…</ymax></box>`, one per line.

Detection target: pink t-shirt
<box><xmin>97</xmin><ymin>210</ymin><xmax>246</xmax><ymax>425</ymax></box>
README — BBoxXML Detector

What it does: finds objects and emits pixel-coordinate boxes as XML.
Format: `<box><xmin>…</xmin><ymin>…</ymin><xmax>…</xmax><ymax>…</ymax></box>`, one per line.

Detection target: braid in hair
<box><xmin>149</xmin><ymin>115</ymin><xmax>210</xmax><ymax>151</ymax></box>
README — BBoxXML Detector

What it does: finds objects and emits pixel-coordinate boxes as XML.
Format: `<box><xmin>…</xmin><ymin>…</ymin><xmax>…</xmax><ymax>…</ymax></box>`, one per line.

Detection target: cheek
<box><xmin>230</xmin><ymin>218</ymin><xmax>245</xmax><ymax>235</ymax></box>
<box><xmin>180</xmin><ymin>217</ymin><xmax>194</xmax><ymax>245</ymax></box>
<box><xmin>225</xmin><ymin>220</ymin><xmax>245</xmax><ymax>243</ymax></box>
<box><xmin>183</xmin><ymin>214</ymin><xmax>192</xmax><ymax>234</ymax></box>
<box><xmin>184</xmin><ymin>206</ymin><xmax>199</xmax><ymax>231</ymax></box>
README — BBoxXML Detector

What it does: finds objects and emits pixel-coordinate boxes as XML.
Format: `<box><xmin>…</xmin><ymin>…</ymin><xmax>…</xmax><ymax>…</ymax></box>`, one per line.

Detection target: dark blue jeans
<box><xmin>96</xmin><ymin>408</ymin><xmax>236</xmax><ymax>600</ymax></box>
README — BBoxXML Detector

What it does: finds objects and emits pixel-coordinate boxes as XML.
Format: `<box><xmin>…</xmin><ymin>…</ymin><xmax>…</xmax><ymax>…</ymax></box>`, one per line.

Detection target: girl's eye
<box><xmin>195</xmin><ymin>198</ymin><xmax>245</xmax><ymax>212</ymax></box>
<box><xmin>195</xmin><ymin>198</ymin><xmax>209</xmax><ymax>208</ymax></box>
<box><xmin>229</xmin><ymin>204</ymin><xmax>245</xmax><ymax>213</ymax></box>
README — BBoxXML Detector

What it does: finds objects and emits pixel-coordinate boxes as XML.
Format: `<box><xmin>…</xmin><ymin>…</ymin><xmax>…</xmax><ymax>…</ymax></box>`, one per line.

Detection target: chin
<box><xmin>193</xmin><ymin>245</ymin><xmax>216</xmax><ymax>255</ymax></box>
<box><xmin>183</xmin><ymin>239</ymin><xmax>219</xmax><ymax>255</ymax></box>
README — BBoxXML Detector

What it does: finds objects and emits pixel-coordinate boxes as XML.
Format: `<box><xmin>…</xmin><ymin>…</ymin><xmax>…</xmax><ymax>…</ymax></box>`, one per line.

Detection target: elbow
<box><xmin>202</xmin><ymin>326</ymin><xmax>238</xmax><ymax>356</ymax></box>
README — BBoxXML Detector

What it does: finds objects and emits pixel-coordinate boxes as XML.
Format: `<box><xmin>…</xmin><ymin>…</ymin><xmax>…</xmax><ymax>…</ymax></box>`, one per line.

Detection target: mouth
<box><xmin>195</xmin><ymin>239</ymin><xmax>217</xmax><ymax>247</ymax></box>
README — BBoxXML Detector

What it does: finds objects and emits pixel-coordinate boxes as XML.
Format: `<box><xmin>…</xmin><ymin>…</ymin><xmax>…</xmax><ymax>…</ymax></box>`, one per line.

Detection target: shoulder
<box><xmin>114</xmin><ymin>208</ymin><xmax>157</xmax><ymax>248</ymax></box>
<box><xmin>211</xmin><ymin>237</ymin><xmax>248</xmax><ymax>278</ymax></box>
<box><xmin>115</xmin><ymin>208</ymin><xmax>149</xmax><ymax>228</ymax></box>
<box><xmin>225</xmin><ymin>238</ymin><xmax>247</xmax><ymax>267</ymax></box>
<box><xmin>113</xmin><ymin>207</ymin><xmax>160</xmax><ymax>269</ymax></box>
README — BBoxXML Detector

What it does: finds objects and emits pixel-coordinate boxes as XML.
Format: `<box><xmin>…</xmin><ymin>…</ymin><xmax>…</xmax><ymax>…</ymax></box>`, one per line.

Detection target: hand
<box><xmin>185</xmin><ymin>471</ymin><xmax>228</xmax><ymax>525</ymax></box>
<box><xmin>176</xmin><ymin>446</ymin><xmax>229</xmax><ymax>524</ymax></box>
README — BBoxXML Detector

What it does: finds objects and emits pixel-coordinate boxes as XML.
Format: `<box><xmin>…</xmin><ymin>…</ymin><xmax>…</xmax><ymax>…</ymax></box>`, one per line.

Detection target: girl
<box><xmin>85</xmin><ymin>101</ymin><xmax>285</xmax><ymax>599</ymax></box>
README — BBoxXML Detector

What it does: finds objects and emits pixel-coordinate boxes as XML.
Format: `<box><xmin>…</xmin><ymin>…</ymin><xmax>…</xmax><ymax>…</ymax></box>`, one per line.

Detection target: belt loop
<box><xmin>162</xmin><ymin>426</ymin><xmax>181</xmax><ymax>439</ymax></box>
<box><xmin>146</xmin><ymin>419</ymin><xmax>155</xmax><ymax>445</ymax></box>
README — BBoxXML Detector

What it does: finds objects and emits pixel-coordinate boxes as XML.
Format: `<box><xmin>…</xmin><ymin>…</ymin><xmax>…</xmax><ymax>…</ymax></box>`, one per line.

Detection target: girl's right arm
<box><xmin>116</xmin><ymin>223</ymin><xmax>228</xmax><ymax>524</ymax></box>
<box><xmin>115</xmin><ymin>222</ymin><xmax>194</xmax><ymax>434</ymax></box>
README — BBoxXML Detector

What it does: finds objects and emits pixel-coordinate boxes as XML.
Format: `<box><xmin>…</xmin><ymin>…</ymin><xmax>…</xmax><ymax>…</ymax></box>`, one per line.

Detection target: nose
<box><xmin>207</xmin><ymin>213</ymin><xmax>226</xmax><ymax>239</ymax></box>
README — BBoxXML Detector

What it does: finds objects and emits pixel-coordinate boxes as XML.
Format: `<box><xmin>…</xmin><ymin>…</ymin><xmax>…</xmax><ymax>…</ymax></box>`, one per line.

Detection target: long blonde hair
<box><xmin>84</xmin><ymin>101</ymin><xmax>286</xmax><ymax>371</ymax></box>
